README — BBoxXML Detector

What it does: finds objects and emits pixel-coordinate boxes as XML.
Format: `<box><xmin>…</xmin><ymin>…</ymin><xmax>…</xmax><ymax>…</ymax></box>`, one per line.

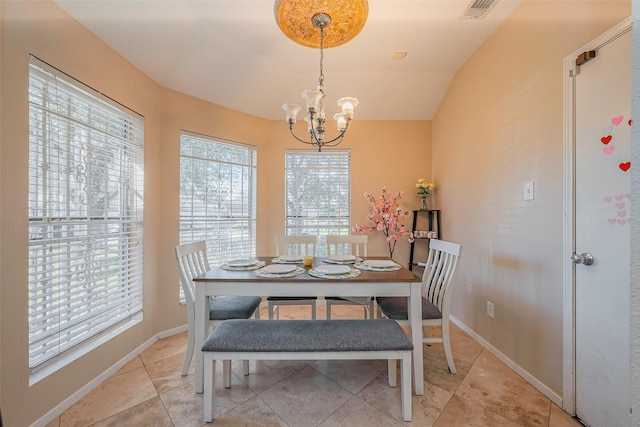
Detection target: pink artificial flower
<box><xmin>351</xmin><ymin>187</ymin><xmax>415</xmax><ymax>257</ymax></box>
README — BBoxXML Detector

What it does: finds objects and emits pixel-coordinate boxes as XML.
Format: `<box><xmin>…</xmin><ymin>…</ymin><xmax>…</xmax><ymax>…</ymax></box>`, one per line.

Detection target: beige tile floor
<box><xmin>48</xmin><ymin>303</ymin><xmax>583</xmax><ymax>427</ymax></box>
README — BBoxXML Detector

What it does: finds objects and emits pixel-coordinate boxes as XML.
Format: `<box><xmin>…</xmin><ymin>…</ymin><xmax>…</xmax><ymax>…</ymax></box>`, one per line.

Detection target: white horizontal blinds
<box><xmin>28</xmin><ymin>56</ymin><xmax>144</xmax><ymax>370</ymax></box>
<box><xmin>179</xmin><ymin>131</ymin><xmax>257</xmax><ymax>272</ymax></box>
<box><xmin>285</xmin><ymin>151</ymin><xmax>351</xmax><ymax>256</ymax></box>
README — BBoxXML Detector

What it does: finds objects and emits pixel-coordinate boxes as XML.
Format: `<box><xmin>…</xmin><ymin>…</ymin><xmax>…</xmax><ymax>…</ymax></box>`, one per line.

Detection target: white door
<box><xmin>573</xmin><ymin>27</ymin><xmax>631</xmax><ymax>427</ymax></box>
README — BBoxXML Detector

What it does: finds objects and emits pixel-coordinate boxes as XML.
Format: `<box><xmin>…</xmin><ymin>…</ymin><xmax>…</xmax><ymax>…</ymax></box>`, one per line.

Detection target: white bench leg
<box><xmin>387</xmin><ymin>359</ymin><xmax>397</xmax><ymax>387</ymax></box>
<box><xmin>223</xmin><ymin>360</ymin><xmax>232</xmax><ymax>388</ymax></box>
<box><xmin>401</xmin><ymin>352</ymin><xmax>412</xmax><ymax>422</ymax></box>
<box><xmin>243</xmin><ymin>360</ymin><xmax>250</xmax><ymax>376</ymax></box>
<box><xmin>204</xmin><ymin>357</ymin><xmax>216</xmax><ymax>422</ymax></box>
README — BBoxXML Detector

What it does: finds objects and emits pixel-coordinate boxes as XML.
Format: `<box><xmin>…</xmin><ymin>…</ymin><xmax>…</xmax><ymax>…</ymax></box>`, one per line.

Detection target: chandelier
<box><xmin>275</xmin><ymin>0</ymin><xmax>369</xmax><ymax>151</ymax></box>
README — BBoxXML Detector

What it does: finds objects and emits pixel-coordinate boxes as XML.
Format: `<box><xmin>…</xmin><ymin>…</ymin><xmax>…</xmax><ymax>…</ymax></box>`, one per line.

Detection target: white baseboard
<box><xmin>450</xmin><ymin>315</ymin><xmax>563</xmax><ymax>407</ymax></box>
<box><xmin>31</xmin><ymin>324</ymin><xmax>188</xmax><ymax>427</ymax></box>
<box><xmin>159</xmin><ymin>324</ymin><xmax>188</xmax><ymax>339</ymax></box>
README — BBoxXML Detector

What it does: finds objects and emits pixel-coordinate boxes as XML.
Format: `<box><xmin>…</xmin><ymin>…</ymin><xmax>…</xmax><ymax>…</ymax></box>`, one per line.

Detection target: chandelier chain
<box><xmin>318</xmin><ymin>26</ymin><xmax>325</xmax><ymax>92</ymax></box>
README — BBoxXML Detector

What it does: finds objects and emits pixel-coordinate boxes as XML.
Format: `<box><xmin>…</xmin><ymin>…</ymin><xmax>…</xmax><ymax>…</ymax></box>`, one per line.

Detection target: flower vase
<box><xmin>420</xmin><ymin>196</ymin><xmax>429</xmax><ymax>210</ymax></box>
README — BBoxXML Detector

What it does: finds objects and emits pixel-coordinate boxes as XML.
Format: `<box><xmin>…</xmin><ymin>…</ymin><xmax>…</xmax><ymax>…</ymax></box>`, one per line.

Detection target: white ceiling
<box><xmin>53</xmin><ymin>0</ymin><xmax>521</xmax><ymax>121</ymax></box>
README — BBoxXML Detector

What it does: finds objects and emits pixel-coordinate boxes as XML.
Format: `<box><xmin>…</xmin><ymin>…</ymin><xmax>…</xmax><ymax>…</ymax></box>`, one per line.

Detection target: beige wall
<box><xmin>432</xmin><ymin>0</ymin><xmax>630</xmax><ymax>396</ymax></box>
<box><xmin>0</xmin><ymin>2</ymin><xmax>430</xmax><ymax>424</ymax></box>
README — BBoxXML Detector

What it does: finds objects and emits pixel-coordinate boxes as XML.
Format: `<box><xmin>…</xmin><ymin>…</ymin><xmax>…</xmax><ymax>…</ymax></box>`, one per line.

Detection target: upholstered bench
<box><xmin>201</xmin><ymin>319</ymin><xmax>414</xmax><ymax>422</ymax></box>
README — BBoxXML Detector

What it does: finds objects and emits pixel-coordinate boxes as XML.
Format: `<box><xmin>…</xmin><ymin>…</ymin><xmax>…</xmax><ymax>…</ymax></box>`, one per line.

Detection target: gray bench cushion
<box><xmin>376</xmin><ymin>296</ymin><xmax>442</xmax><ymax>320</ymax></box>
<box><xmin>202</xmin><ymin>319</ymin><xmax>413</xmax><ymax>353</ymax></box>
<box><xmin>209</xmin><ymin>296</ymin><xmax>262</xmax><ymax>320</ymax></box>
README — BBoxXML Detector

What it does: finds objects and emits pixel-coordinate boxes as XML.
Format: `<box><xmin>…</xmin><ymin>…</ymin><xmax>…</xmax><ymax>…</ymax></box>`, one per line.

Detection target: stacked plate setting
<box><xmin>220</xmin><ymin>258</ymin><xmax>264</xmax><ymax>270</ymax></box>
<box><xmin>261</xmin><ymin>264</ymin><xmax>297</xmax><ymax>274</ymax></box>
<box><xmin>354</xmin><ymin>259</ymin><xmax>401</xmax><ymax>271</ymax></box>
<box><xmin>308</xmin><ymin>264</ymin><xmax>361</xmax><ymax>279</ymax></box>
<box><xmin>254</xmin><ymin>263</ymin><xmax>305</xmax><ymax>277</ymax></box>
<box><xmin>314</xmin><ymin>265</ymin><xmax>352</xmax><ymax>275</ymax></box>
<box><xmin>322</xmin><ymin>254</ymin><xmax>359</xmax><ymax>264</ymax></box>
<box><xmin>272</xmin><ymin>254</ymin><xmax>304</xmax><ymax>263</ymax></box>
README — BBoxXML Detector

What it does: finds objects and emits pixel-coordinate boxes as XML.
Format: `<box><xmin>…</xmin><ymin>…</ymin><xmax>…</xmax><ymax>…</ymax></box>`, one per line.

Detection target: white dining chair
<box><xmin>376</xmin><ymin>239</ymin><xmax>461</xmax><ymax>374</ymax></box>
<box><xmin>174</xmin><ymin>241</ymin><xmax>262</xmax><ymax>376</ymax></box>
<box><xmin>267</xmin><ymin>235</ymin><xmax>318</xmax><ymax>320</ymax></box>
<box><xmin>324</xmin><ymin>235</ymin><xmax>375</xmax><ymax>319</ymax></box>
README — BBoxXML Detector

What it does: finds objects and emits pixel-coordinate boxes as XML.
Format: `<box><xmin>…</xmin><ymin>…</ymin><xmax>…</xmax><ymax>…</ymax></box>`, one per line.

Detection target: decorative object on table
<box><xmin>415</xmin><ymin>178</ymin><xmax>435</xmax><ymax>210</ymax></box>
<box><xmin>276</xmin><ymin>0</ymin><xmax>368</xmax><ymax>152</ymax></box>
<box><xmin>352</xmin><ymin>187</ymin><xmax>414</xmax><ymax>258</ymax></box>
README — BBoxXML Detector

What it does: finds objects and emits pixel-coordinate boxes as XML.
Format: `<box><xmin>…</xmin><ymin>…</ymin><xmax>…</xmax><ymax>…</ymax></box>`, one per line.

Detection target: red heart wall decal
<box><xmin>629</xmin><ymin>119</ymin><xmax>633</xmax><ymax>126</ymax></box>
<box><xmin>601</xmin><ymin>135</ymin><xmax>612</xmax><ymax>145</ymax></box>
<box><xmin>612</xmin><ymin>116</ymin><xmax>623</xmax><ymax>126</ymax></box>
<box><xmin>619</xmin><ymin>162</ymin><xmax>631</xmax><ymax>172</ymax></box>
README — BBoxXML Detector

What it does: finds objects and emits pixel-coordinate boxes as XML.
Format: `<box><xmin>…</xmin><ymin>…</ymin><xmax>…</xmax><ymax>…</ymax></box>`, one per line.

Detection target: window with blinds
<box><xmin>179</xmin><ymin>132</ymin><xmax>257</xmax><ymax>288</ymax></box>
<box><xmin>285</xmin><ymin>151</ymin><xmax>351</xmax><ymax>256</ymax></box>
<box><xmin>28</xmin><ymin>56</ymin><xmax>144</xmax><ymax>372</ymax></box>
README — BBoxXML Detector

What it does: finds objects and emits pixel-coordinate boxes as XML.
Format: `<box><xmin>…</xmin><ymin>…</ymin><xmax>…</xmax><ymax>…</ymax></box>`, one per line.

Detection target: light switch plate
<box><xmin>487</xmin><ymin>301</ymin><xmax>495</xmax><ymax>318</ymax></box>
<box><xmin>524</xmin><ymin>181</ymin><xmax>534</xmax><ymax>200</ymax></box>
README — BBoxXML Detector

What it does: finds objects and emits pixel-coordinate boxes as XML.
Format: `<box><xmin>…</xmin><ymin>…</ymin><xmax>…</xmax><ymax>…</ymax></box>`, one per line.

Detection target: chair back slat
<box><xmin>175</xmin><ymin>241</ymin><xmax>210</xmax><ymax>308</ymax></box>
<box><xmin>326</xmin><ymin>235</ymin><xmax>368</xmax><ymax>257</ymax></box>
<box><xmin>421</xmin><ymin>239</ymin><xmax>461</xmax><ymax>311</ymax></box>
<box><xmin>275</xmin><ymin>235</ymin><xmax>317</xmax><ymax>256</ymax></box>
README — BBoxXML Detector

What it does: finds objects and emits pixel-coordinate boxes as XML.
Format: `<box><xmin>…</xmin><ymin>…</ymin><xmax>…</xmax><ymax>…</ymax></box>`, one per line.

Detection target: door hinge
<box><xmin>576</xmin><ymin>50</ymin><xmax>596</xmax><ymax>66</ymax></box>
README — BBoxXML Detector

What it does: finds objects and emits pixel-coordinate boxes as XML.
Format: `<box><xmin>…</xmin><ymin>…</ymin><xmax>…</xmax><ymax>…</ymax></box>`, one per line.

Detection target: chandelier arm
<box><xmin>321</xmin><ymin>135</ymin><xmax>346</xmax><ymax>147</ymax></box>
<box><xmin>318</xmin><ymin>119</ymin><xmax>351</xmax><ymax>145</ymax></box>
<box><xmin>317</xmin><ymin>129</ymin><xmax>347</xmax><ymax>146</ymax></box>
<box><xmin>288</xmin><ymin>126</ymin><xmax>320</xmax><ymax>146</ymax></box>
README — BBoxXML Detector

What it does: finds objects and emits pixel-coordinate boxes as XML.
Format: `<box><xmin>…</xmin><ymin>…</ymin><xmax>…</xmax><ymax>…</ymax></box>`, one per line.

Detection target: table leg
<box><xmin>408</xmin><ymin>281</ymin><xmax>424</xmax><ymax>395</ymax></box>
<box><xmin>194</xmin><ymin>284</ymin><xmax>207</xmax><ymax>393</ymax></box>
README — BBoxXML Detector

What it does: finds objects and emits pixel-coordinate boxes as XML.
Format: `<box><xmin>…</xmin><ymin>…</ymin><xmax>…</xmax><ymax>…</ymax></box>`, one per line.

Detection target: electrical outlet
<box><xmin>487</xmin><ymin>301</ymin><xmax>495</xmax><ymax>318</ymax></box>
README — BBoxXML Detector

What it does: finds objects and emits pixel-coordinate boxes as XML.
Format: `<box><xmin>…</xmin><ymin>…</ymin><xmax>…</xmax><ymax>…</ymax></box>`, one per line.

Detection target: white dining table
<box><xmin>192</xmin><ymin>257</ymin><xmax>424</xmax><ymax>395</ymax></box>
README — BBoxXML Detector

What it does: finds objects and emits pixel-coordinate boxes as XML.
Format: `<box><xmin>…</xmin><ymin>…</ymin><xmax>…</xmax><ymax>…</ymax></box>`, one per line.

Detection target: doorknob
<box><xmin>570</xmin><ymin>252</ymin><xmax>594</xmax><ymax>265</ymax></box>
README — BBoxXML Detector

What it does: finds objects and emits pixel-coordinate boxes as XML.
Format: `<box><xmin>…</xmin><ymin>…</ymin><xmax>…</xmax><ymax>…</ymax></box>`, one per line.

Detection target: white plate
<box><xmin>262</xmin><ymin>264</ymin><xmax>297</xmax><ymax>274</ymax></box>
<box><xmin>278</xmin><ymin>255</ymin><xmax>303</xmax><ymax>262</ymax></box>
<box><xmin>328</xmin><ymin>254</ymin><xmax>357</xmax><ymax>262</ymax></box>
<box><xmin>364</xmin><ymin>260</ymin><xmax>396</xmax><ymax>268</ymax></box>
<box><xmin>314</xmin><ymin>265</ymin><xmax>351</xmax><ymax>275</ymax></box>
<box><xmin>226</xmin><ymin>258</ymin><xmax>259</xmax><ymax>267</ymax></box>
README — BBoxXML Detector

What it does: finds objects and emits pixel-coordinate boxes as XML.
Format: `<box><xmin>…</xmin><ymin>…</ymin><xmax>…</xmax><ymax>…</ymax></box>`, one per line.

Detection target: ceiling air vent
<box><xmin>460</xmin><ymin>0</ymin><xmax>498</xmax><ymax>20</ymax></box>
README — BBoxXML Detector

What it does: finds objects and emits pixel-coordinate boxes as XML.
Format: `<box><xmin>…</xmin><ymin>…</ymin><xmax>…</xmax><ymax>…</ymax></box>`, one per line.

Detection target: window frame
<box><xmin>178</xmin><ymin>131</ymin><xmax>257</xmax><ymax>300</ymax></box>
<box><xmin>27</xmin><ymin>56</ymin><xmax>144</xmax><ymax>380</ymax></box>
<box><xmin>284</xmin><ymin>150</ymin><xmax>351</xmax><ymax>256</ymax></box>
